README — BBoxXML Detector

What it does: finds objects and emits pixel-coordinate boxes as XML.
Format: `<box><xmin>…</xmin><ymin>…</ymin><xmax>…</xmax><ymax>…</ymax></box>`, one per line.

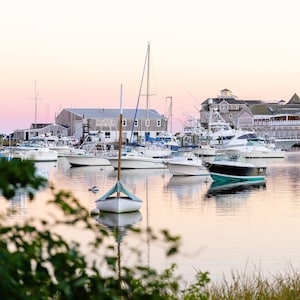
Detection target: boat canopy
<box><xmin>97</xmin><ymin>181</ymin><xmax>142</xmax><ymax>202</ymax></box>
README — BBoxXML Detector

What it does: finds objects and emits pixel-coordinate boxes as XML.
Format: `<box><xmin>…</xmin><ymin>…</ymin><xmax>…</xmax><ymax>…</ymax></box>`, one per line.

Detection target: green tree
<box><xmin>0</xmin><ymin>158</ymin><xmax>209</xmax><ymax>299</ymax></box>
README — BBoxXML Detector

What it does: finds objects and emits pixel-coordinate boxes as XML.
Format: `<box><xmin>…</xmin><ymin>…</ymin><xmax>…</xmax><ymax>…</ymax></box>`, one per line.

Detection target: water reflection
<box><xmin>203</xmin><ymin>180</ymin><xmax>267</xmax><ymax>216</ymax></box>
<box><xmin>95</xmin><ymin>211</ymin><xmax>143</xmax><ymax>277</ymax></box>
<box><xmin>205</xmin><ymin>180</ymin><xmax>267</xmax><ymax>197</ymax></box>
<box><xmin>9</xmin><ymin>190</ymin><xmax>29</xmax><ymax>219</ymax></box>
<box><xmin>166</xmin><ymin>176</ymin><xmax>212</xmax><ymax>199</ymax></box>
<box><xmin>4</xmin><ymin>153</ymin><xmax>300</xmax><ymax>283</ymax></box>
<box><xmin>95</xmin><ymin>211</ymin><xmax>142</xmax><ymax>228</ymax></box>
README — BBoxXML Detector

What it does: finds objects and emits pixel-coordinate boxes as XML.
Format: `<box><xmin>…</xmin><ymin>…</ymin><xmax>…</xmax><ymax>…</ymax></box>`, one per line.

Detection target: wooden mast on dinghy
<box><xmin>95</xmin><ymin>85</ymin><xmax>142</xmax><ymax>213</ymax></box>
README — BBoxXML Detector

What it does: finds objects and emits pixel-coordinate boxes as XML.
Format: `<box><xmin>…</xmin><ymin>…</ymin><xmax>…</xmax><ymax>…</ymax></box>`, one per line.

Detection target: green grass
<box><xmin>204</xmin><ymin>268</ymin><xmax>300</xmax><ymax>300</ymax></box>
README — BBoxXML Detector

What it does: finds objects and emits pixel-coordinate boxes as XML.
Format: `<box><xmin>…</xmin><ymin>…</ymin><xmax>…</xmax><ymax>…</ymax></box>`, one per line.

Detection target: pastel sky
<box><xmin>1</xmin><ymin>0</ymin><xmax>300</xmax><ymax>134</ymax></box>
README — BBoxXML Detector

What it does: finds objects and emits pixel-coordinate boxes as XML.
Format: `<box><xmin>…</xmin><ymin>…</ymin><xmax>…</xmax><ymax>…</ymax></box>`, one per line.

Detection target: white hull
<box><xmin>96</xmin><ymin>197</ymin><xmax>142</xmax><ymax>213</ymax></box>
<box><xmin>224</xmin><ymin>147</ymin><xmax>285</xmax><ymax>158</ymax></box>
<box><xmin>50</xmin><ymin>146</ymin><xmax>86</xmax><ymax>156</ymax></box>
<box><xmin>64</xmin><ymin>154</ymin><xmax>111</xmax><ymax>166</ymax></box>
<box><xmin>139</xmin><ymin>147</ymin><xmax>172</xmax><ymax>158</ymax></box>
<box><xmin>166</xmin><ymin>160</ymin><xmax>210</xmax><ymax>176</ymax></box>
<box><xmin>13</xmin><ymin>148</ymin><xmax>58</xmax><ymax>162</ymax></box>
<box><xmin>108</xmin><ymin>156</ymin><xmax>166</xmax><ymax>169</ymax></box>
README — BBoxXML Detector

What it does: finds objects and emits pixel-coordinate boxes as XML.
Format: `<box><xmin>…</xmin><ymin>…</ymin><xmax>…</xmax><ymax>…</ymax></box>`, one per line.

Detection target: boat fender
<box><xmin>90</xmin><ymin>208</ymin><xmax>100</xmax><ymax>215</ymax></box>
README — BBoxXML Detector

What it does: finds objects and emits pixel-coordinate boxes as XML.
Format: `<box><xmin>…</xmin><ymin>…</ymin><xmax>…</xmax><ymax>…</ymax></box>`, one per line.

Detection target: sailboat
<box><xmin>129</xmin><ymin>42</ymin><xmax>174</xmax><ymax>157</ymax></box>
<box><xmin>95</xmin><ymin>85</ymin><xmax>143</xmax><ymax>213</ymax></box>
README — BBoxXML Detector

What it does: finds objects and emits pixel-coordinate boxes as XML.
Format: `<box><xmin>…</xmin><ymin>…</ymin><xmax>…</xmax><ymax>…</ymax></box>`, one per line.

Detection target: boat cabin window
<box><xmin>157</xmin><ymin>119</ymin><xmax>161</xmax><ymax>127</ymax></box>
<box><xmin>122</xmin><ymin>119</ymin><xmax>127</xmax><ymax>127</ymax></box>
<box><xmin>237</xmin><ymin>133</ymin><xmax>259</xmax><ymax>140</ymax></box>
<box><xmin>134</xmin><ymin>119</ymin><xmax>138</xmax><ymax>127</ymax></box>
<box><xmin>145</xmin><ymin>119</ymin><xmax>150</xmax><ymax>127</ymax></box>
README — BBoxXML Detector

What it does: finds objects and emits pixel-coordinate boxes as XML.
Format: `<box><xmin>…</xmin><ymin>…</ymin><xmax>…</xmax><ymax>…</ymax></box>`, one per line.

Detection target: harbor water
<box><xmin>2</xmin><ymin>152</ymin><xmax>300</xmax><ymax>284</ymax></box>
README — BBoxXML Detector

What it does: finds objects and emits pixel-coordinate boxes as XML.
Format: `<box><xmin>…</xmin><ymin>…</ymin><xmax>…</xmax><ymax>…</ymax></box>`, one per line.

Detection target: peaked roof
<box><xmin>248</xmin><ymin>104</ymin><xmax>281</xmax><ymax>115</ymax></box>
<box><xmin>249</xmin><ymin>102</ymin><xmax>300</xmax><ymax>115</ymax></box>
<box><xmin>64</xmin><ymin>108</ymin><xmax>162</xmax><ymax>119</ymax></box>
<box><xmin>287</xmin><ymin>93</ymin><xmax>300</xmax><ymax>104</ymax></box>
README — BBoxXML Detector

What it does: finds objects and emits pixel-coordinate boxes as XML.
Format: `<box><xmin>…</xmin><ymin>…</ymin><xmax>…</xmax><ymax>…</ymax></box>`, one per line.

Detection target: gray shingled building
<box><xmin>55</xmin><ymin>108</ymin><xmax>168</xmax><ymax>143</ymax></box>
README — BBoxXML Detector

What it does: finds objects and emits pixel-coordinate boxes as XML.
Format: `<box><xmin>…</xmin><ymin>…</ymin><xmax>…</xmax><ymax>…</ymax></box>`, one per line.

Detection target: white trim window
<box><xmin>156</xmin><ymin>119</ymin><xmax>161</xmax><ymax>127</ymax></box>
<box><xmin>134</xmin><ymin>119</ymin><xmax>138</xmax><ymax>127</ymax></box>
<box><xmin>122</xmin><ymin>119</ymin><xmax>127</xmax><ymax>127</ymax></box>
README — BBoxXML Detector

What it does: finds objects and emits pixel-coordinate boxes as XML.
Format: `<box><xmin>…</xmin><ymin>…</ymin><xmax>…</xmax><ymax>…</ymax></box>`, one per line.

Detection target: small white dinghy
<box><xmin>95</xmin><ymin>85</ymin><xmax>142</xmax><ymax>213</ymax></box>
<box><xmin>96</xmin><ymin>181</ymin><xmax>142</xmax><ymax>213</ymax></box>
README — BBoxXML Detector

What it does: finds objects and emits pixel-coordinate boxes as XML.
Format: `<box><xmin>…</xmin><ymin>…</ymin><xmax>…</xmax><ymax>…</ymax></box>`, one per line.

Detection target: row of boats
<box><xmin>0</xmin><ymin>129</ymin><xmax>278</xmax><ymax>181</ymax></box>
<box><xmin>92</xmin><ymin>150</ymin><xmax>268</xmax><ymax>214</ymax></box>
<box><xmin>1</xmin><ymin>124</ymin><xmax>282</xmax><ymax>215</ymax></box>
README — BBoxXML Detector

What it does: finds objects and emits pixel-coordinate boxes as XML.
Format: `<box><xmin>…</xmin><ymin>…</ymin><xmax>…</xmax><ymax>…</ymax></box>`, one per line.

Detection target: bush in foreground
<box><xmin>0</xmin><ymin>158</ymin><xmax>210</xmax><ymax>299</ymax></box>
<box><xmin>1</xmin><ymin>158</ymin><xmax>300</xmax><ymax>299</ymax></box>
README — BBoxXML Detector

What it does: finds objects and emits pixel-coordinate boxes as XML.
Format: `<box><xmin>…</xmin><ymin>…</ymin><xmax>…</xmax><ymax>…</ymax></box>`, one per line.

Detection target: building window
<box><xmin>105</xmin><ymin>132</ymin><xmax>110</xmax><ymax>139</ymax></box>
<box><xmin>122</xmin><ymin>119</ymin><xmax>127</xmax><ymax>127</ymax></box>
<box><xmin>157</xmin><ymin>119</ymin><xmax>161</xmax><ymax>127</ymax></box>
<box><xmin>145</xmin><ymin>119</ymin><xmax>150</xmax><ymax>127</ymax></box>
<box><xmin>219</xmin><ymin>103</ymin><xmax>228</xmax><ymax>112</ymax></box>
<box><xmin>134</xmin><ymin>119</ymin><xmax>138</xmax><ymax>127</ymax></box>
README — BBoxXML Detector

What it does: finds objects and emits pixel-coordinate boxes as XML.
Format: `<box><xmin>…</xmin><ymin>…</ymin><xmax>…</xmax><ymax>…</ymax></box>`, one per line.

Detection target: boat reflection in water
<box><xmin>166</xmin><ymin>176</ymin><xmax>211</xmax><ymax>197</ymax></box>
<box><xmin>95</xmin><ymin>211</ymin><xmax>143</xmax><ymax>228</ymax></box>
<box><xmin>95</xmin><ymin>211</ymin><xmax>143</xmax><ymax>277</ymax></box>
<box><xmin>205</xmin><ymin>179</ymin><xmax>266</xmax><ymax>198</ymax></box>
<box><xmin>9</xmin><ymin>191</ymin><xmax>29</xmax><ymax>219</ymax></box>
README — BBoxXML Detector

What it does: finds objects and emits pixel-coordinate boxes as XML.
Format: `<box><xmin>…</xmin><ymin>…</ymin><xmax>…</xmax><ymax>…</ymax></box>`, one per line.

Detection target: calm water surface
<box><xmin>2</xmin><ymin>152</ymin><xmax>300</xmax><ymax>283</ymax></box>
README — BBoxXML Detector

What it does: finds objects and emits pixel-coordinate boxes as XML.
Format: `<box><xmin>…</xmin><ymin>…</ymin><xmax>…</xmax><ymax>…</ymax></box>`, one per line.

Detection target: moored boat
<box><xmin>108</xmin><ymin>150</ymin><xmax>166</xmax><ymax>169</ymax></box>
<box><xmin>205</xmin><ymin>154</ymin><xmax>267</xmax><ymax>183</ymax></box>
<box><xmin>11</xmin><ymin>147</ymin><xmax>58</xmax><ymax>162</ymax></box>
<box><xmin>63</xmin><ymin>153</ymin><xmax>111</xmax><ymax>167</ymax></box>
<box><xmin>223</xmin><ymin>139</ymin><xmax>286</xmax><ymax>158</ymax></box>
<box><xmin>96</xmin><ymin>84</ymin><xmax>142</xmax><ymax>213</ymax></box>
<box><xmin>165</xmin><ymin>152</ymin><xmax>210</xmax><ymax>176</ymax></box>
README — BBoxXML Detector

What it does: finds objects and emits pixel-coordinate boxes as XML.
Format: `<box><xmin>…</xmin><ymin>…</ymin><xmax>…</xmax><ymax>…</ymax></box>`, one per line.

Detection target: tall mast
<box><xmin>31</xmin><ymin>80</ymin><xmax>42</xmax><ymax>129</ymax></box>
<box><xmin>117</xmin><ymin>84</ymin><xmax>123</xmax><ymax>183</ymax></box>
<box><xmin>146</xmin><ymin>42</ymin><xmax>150</xmax><ymax>121</ymax></box>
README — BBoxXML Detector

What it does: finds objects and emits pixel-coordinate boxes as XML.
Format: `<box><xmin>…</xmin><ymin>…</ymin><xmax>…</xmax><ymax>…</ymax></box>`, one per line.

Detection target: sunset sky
<box><xmin>1</xmin><ymin>0</ymin><xmax>300</xmax><ymax>134</ymax></box>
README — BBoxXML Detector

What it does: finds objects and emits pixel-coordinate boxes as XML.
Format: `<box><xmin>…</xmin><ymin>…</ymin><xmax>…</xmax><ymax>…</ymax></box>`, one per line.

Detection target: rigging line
<box><xmin>130</xmin><ymin>43</ymin><xmax>150</xmax><ymax>144</ymax></box>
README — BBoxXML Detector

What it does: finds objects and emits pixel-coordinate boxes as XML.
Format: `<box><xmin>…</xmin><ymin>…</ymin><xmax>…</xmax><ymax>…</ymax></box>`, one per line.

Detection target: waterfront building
<box><xmin>55</xmin><ymin>108</ymin><xmax>168</xmax><ymax>144</ymax></box>
<box><xmin>200</xmin><ymin>89</ymin><xmax>300</xmax><ymax>143</ymax></box>
<box><xmin>13</xmin><ymin>123</ymin><xmax>68</xmax><ymax>141</ymax></box>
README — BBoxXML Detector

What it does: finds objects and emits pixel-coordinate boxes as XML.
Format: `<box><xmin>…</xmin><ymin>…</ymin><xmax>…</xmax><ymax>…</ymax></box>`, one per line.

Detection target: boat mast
<box><xmin>117</xmin><ymin>84</ymin><xmax>123</xmax><ymax>185</ymax></box>
<box><xmin>31</xmin><ymin>80</ymin><xmax>42</xmax><ymax>129</ymax></box>
<box><xmin>146</xmin><ymin>42</ymin><xmax>150</xmax><ymax>122</ymax></box>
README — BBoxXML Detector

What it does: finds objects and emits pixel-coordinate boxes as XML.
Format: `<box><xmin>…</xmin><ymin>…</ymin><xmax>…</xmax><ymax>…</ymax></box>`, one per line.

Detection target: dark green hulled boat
<box><xmin>205</xmin><ymin>154</ymin><xmax>267</xmax><ymax>183</ymax></box>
